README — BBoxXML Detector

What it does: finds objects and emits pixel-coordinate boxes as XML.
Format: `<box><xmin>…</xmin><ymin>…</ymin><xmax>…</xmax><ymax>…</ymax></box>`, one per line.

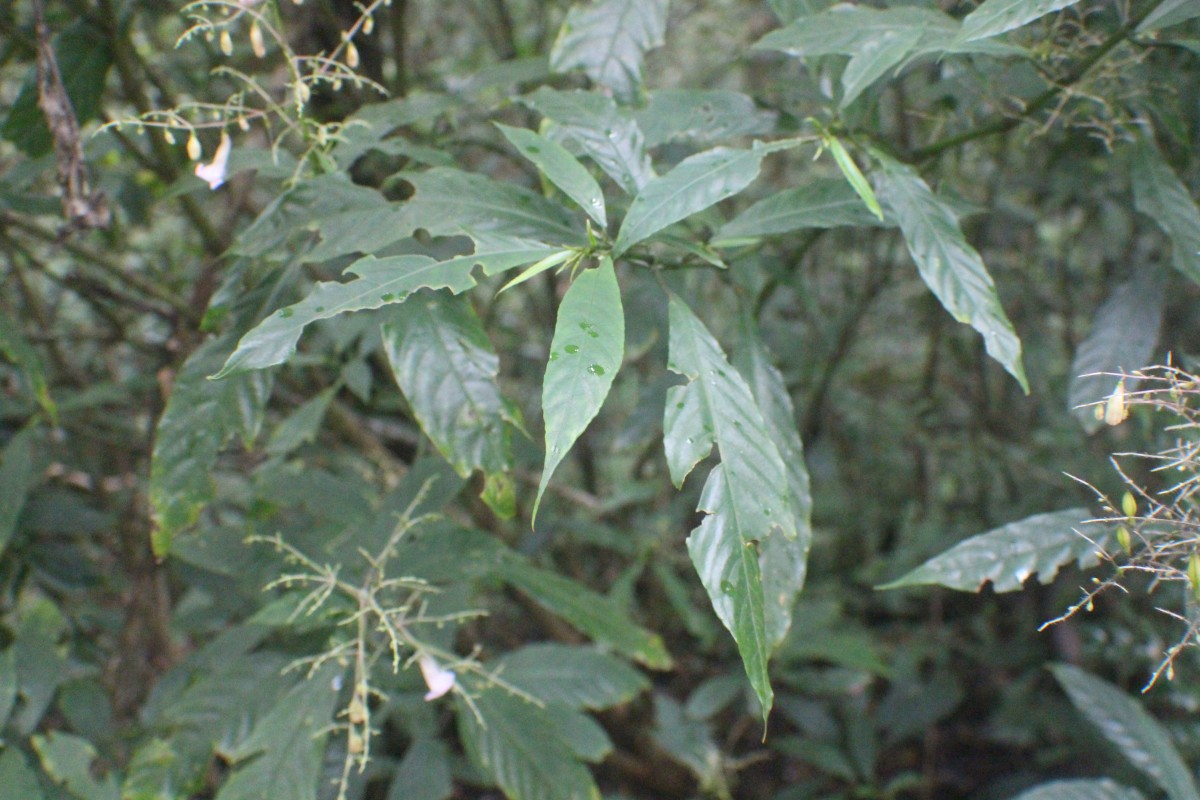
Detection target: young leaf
<box><xmin>613</xmin><ymin>141</ymin><xmax>795</xmax><ymax>257</ymax></box>
<box><xmin>1050</xmin><ymin>664</ymin><xmax>1200</xmax><ymax>800</ymax></box>
<box><xmin>493</xmin><ymin>644</ymin><xmax>649</xmax><ymax>710</ymax></box>
<box><xmin>826</xmin><ymin>137</ymin><xmax>883</xmax><ymax>219</ymax></box>
<box><xmin>873</xmin><ymin>155</ymin><xmax>1028</xmax><ymax>392</ymax></box>
<box><xmin>713</xmin><ymin>178</ymin><xmax>888</xmax><ymax>244</ymax></box>
<box><xmin>381</xmin><ymin>292</ymin><xmax>520</xmax><ymax>510</ymax></box>
<box><xmin>1131</xmin><ymin>139</ymin><xmax>1200</xmax><ymax>286</ymax></box>
<box><xmin>535</xmin><ymin>258</ymin><xmax>624</xmax><ymax>520</ymax></box>
<box><xmin>213</xmin><ymin>235</ymin><xmax>561</xmax><ymax>378</ymax></box>
<box><xmin>664</xmin><ymin>293</ymin><xmax>799</xmax><ymax>722</ymax></box>
<box><xmin>1012</xmin><ymin>779</ymin><xmax>1146</xmax><ymax>800</ymax></box>
<box><xmin>957</xmin><ymin>0</ymin><xmax>1082</xmax><ymax>43</ymax></box>
<box><xmin>635</xmin><ymin>89</ymin><xmax>778</xmax><ymax>147</ymax></box>
<box><xmin>877</xmin><ymin>508</ymin><xmax>1101</xmax><ymax>592</ymax></box>
<box><xmin>496</xmin><ymin>123</ymin><xmax>607</xmax><ymax>227</ymax></box>
<box><xmin>549</xmin><ymin>0</ymin><xmax>668</xmax><ymax>103</ymax></box>
<box><xmin>522</xmin><ymin>88</ymin><xmax>655</xmax><ymax>195</ymax></box>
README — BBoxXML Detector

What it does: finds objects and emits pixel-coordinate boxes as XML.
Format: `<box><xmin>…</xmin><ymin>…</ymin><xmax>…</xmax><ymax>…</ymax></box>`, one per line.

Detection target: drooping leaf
<box><xmin>265</xmin><ymin>386</ymin><xmax>338</xmax><ymax>457</ymax></box>
<box><xmin>32</xmin><ymin>732</ymin><xmax>120</xmax><ymax>800</ymax></box>
<box><xmin>493</xmin><ymin>644</ymin><xmax>648</xmax><ymax>710</ymax></box>
<box><xmin>387</xmin><ymin>738</ymin><xmax>453</xmax><ymax>800</ymax></box>
<box><xmin>613</xmin><ymin>141</ymin><xmax>795</xmax><ymax>257</ymax></box>
<box><xmin>216</xmin><ymin>664</ymin><xmax>341</xmax><ymax>800</ymax></box>
<box><xmin>1131</xmin><ymin>139</ymin><xmax>1200</xmax><ymax>286</ymax></box>
<box><xmin>1068</xmin><ymin>268</ymin><xmax>1164</xmax><ymax>433</ymax></box>
<box><xmin>878</xmin><ymin>508</ymin><xmax>1102</xmax><ymax>593</ymax></box>
<box><xmin>1050</xmin><ymin>664</ymin><xmax>1200</xmax><ymax>800</ymax></box>
<box><xmin>841</xmin><ymin>29</ymin><xmax>924</xmax><ymax>109</ymax></box>
<box><xmin>0</xmin><ymin>427</ymin><xmax>43</xmax><ymax>559</ymax></box>
<box><xmin>550</xmin><ymin>0</ymin><xmax>668</xmax><ymax>103</ymax></box>
<box><xmin>496</xmin><ymin>124</ymin><xmax>607</xmax><ymax>227</ymax></box>
<box><xmin>522</xmin><ymin>88</ymin><xmax>655</xmax><ymax>195</ymax></box>
<box><xmin>535</xmin><ymin>259</ymin><xmax>624</xmax><ymax>519</ymax></box>
<box><xmin>714</xmin><ymin>178</ymin><xmax>888</xmax><ymax>244</ymax></box>
<box><xmin>664</xmin><ymin>293</ymin><xmax>799</xmax><ymax>722</ymax></box>
<box><xmin>827</xmin><ymin>137</ymin><xmax>884</xmax><ymax>218</ymax></box>
<box><xmin>1011</xmin><ymin>779</ymin><xmax>1146</xmax><ymax>800</ymax></box>
<box><xmin>957</xmin><ymin>0</ymin><xmax>1082</xmax><ymax>42</ymax></box>
<box><xmin>381</xmin><ymin>291</ymin><xmax>521</xmax><ymax>515</ymax></box>
<box><xmin>497</xmin><ymin>558</ymin><xmax>673</xmax><ymax>670</ymax></box>
<box><xmin>214</xmin><ymin>235</ymin><xmax>562</xmax><ymax>378</ymax></box>
<box><xmin>635</xmin><ymin>90</ymin><xmax>778</xmax><ymax>147</ymax></box>
<box><xmin>150</xmin><ymin>334</ymin><xmax>272</xmax><ymax>556</ymax></box>
<box><xmin>873</xmin><ymin>154</ymin><xmax>1028</xmax><ymax>392</ymax></box>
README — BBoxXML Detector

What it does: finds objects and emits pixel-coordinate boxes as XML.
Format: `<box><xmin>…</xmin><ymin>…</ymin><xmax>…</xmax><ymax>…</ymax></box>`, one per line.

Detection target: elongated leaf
<box><xmin>455</xmin><ymin>679</ymin><xmax>601</xmax><ymax>800</ymax></box>
<box><xmin>150</xmin><ymin>335</ymin><xmax>272</xmax><ymax>556</ymax></box>
<box><xmin>1051</xmin><ymin>664</ymin><xmax>1200</xmax><ymax>800</ymax></box>
<box><xmin>1138</xmin><ymin>0</ymin><xmax>1200</xmax><ymax>32</ymax></box>
<box><xmin>497</xmin><ymin>559</ymin><xmax>672</xmax><ymax>670</ymax></box>
<box><xmin>523</xmin><ymin>88</ymin><xmax>655</xmax><ymax>194</ymax></box>
<box><xmin>32</xmin><ymin>732</ymin><xmax>119</xmax><ymax>800</ymax></box>
<box><xmin>497</xmin><ymin>124</ymin><xmax>607</xmax><ymax>227</ymax></box>
<box><xmin>878</xmin><ymin>508</ymin><xmax>1102</xmax><ymax>592</ymax></box>
<box><xmin>550</xmin><ymin>0</ymin><xmax>668</xmax><ymax>102</ymax></box>
<box><xmin>0</xmin><ymin>427</ymin><xmax>42</xmax><ymax>558</ymax></box>
<box><xmin>841</xmin><ymin>28</ymin><xmax>923</xmax><ymax>108</ymax></box>
<box><xmin>388</xmin><ymin>738</ymin><xmax>453</xmax><ymax>800</ymax></box>
<box><xmin>828</xmin><ymin>137</ymin><xmax>883</xmax><ymax>219</ymax></box>
<box><xmin>636</xmin><ymin>90</ymin><xmax>778</xmax><ymax>147</ymax></box>
<box><xmin>714</xmin><ymin>179</ymin><xmax>887</xmax><ymax>244</ymax></box>
<box><xmin>217</xmin><ymin>664</ymin><xmax>341</xmax><ymax>800</ymax></box>
<box><xmin>493</xmin><ymin>644</ymin><xmax>648</xmax><ymax>710</ymax></box>
<box><xmin>0</xmin><ymin>322</ymin><xmax>55</xmax><ymax>421</ymax></box>
<box><xmin>958</xmin><ymin>0</ymin><xmax>1081</xmax><ymax>42</ymax></box>
<box><xmin>535</xmin><ymin>259</ymin><xmax>624</xmax><ymax>519</ymax></box>
<box><xmin>214</xmin><ymin>235</ymin><xmax>561</xmax><ymax>378</ymax></box>
<box><xmin>614</xmin><ymin>142</ymin><xmax>793</xmax><ymax>257</ymax></box>
<box><xmin>381</xmin><ymin>291</ymin><xmax>518</xmax><ymax>481</ymax></box>
<box><xmin>1068</xmin><ymin>268</ymin><xmax>1164</xmax><ymax>433</ymax></box>
<box><xmin>1012</xmin><ymin>779</ymin><xmax>1146</xmax><ymax>800</ymax></box>
<box><xmin>874</xmin><ymin>155</ymin><xmax>1028</xmax><ymax>392</ymax></box>
<box><xmin>1132</xmin><ymin>139</ymin><xmax>1200</xmax><ymax>286</ymax></box>
<box><xmin>0</xmin><ymin>749</ymin><xmax>43</xmax><ymax>800</ymax></box>
<box><xmin>665</xmin><ymin>294</ymin><xmax>798</xmax><ymax>722</ymax></box>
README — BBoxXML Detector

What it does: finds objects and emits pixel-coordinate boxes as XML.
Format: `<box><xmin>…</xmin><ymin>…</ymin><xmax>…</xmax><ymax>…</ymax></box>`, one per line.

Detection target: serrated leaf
<box><xmin>714</xmin><ymin>179</ymin><xmax>888</xmax><ymax>244</ymax></box>
<box><xmin>216</xmin><ymin>663</ymin><xmax>341</xmax><ymax>800</ymax></box>
<box><xmin>664</xmin><ymin>294</ymin><xmax>798</xmax><ymax>722</ymax></box>
<box><xmin>214</xmin><ymin>235</ymin><xmax>560</xmax><ymax>378</ymax></box>
<box><xmin>381</xmin><ymin>291</ymin><xmax>517</xmax><ymax>484</ymax></box>
<box><xmin>614</xmin><ymin>142</ymin><xmax>794</xmax><ymax>257</ymax></box>
<box><xmin>497</xmin><ymin>559</ymin><xmax>672</xmax><ymax>669</ymax></box>
<box><xmin>32</xmin><ymin>731</ymin><xmax>119</xmax><ymax>800</ymax></box>
<box><xmin>873</xmin><ymin>155</ymin><xmax>1028</xmax><ymax>392</ymax></box>
<box><xmin>636</xmin><ymin>90</ymin><xmax>778</xmax><ymax>147</ymax></box>
<box><xmin>535</xmin><ymin>259</ymin><xmax>624</xmax><ymax>519</ymax></box>
<box><xmin>1050</xmin><ymin>664</ymin><xmax>1200</xmax><ymax>800</ymax></box>
<box><xmin>455</xmin><ymin>678</ymin><xmax>602</xmax><ymax>800</ymax></box>
<box><xmin>958</xmin><ymin>0</ymin><xmax>1081</xmax><ymax>42</ymax></box>
<box><xmin>878</xmin><ymin>508</ymin><xmax>1101</xmax><ymax>593</ymax></box>
<box><xmin>1132</xmin><ymin>139</ymin><xmax>1200</xmax><ymax>286</ymax></box>
<box><xmin>497</xmin><ymin>124</ymin><xmax>607</xmax><ymax>227</ymax></box>
<box><xmin>1011</xmin><ymin>778</ymin><xmax>1147</xmax><ymax>800</ymax></box>
<box><xmin>550</xmin><ymin>0</ymin><xmax>668</xmax><ymax>103</ymax></box>
<box><xmin>150</xmin><ymin>335</ymin><xmax>272</xmax><ymax>556</ymax></box>
<box><xmin>1068</xmin><ymin>269</ymin><xmax>1164</xmax><ymax>433</ymax></box>
<box><xmin>493</xmin><ymin>644</ymin><xmax>648</xmax><ymax>709</ymax></box>
<box><xmin>523</xmin><ymin>88</ymin><xmax>655</xmax><ymax>195</ymax></box>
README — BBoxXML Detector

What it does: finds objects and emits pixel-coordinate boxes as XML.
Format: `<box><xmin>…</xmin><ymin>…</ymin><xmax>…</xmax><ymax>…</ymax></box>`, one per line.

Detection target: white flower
<box><xmin>194</xmin><ymin>130</ymin><xmax>232</xmax><ymax>190</ymax></box>
<box><xmin>417</xmin><ymin>654</ymin><xmax>456</xmax><ymax>701</ymax></box>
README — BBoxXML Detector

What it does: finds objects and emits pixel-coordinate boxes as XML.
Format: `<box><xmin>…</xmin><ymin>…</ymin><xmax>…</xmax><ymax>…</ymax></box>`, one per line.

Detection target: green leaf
<box><xmin>1050</xmin><ymin>664</ymin><xmax>1200</xmax><ymax>800</ymax></box>
<box><xmin>497</xmin><ymin>124</ymin><xmax>607</xmax><ymax>228</ymax></box>
<box><xmin>150</xmin><ymin>335</ymin><xmax>272</xmax><ymax>556</ymax></box>
<box><xmin>839</xmin><ymin>28</ymin><xmax>923</xmax><ymax>109</ymax></box>
<box><xmin>523</xmin><ymin>88</ymin><xmax>655</xmax><ymax>195</ymax></box>
<box><xmin>613</xmin><ymin>141</ymin><xmax>794</xmax><ymax>257</ymax></box>
<box><xmin>714</xmin><ymin>178</ymin><xmax>888</xmax><ymax>244</ymax></box>
<box><xmin>1138</xmin><ymin>0</ymin><xmax>1200</xmax><ymax>33</ymax></box>
<box><xmin>535</xmin><ymin>259</ymin><xmax>624</xmax><ymax>519</ymax></box>
<box><xmin>32</xmin><ymin>731</ymin><xmax>120</xmax><ymax>800</ymax></box>
<box><xmin>652</xmin><ymin>693</ymin><xmax>722</xmax><ymax>786</ymax></box>
<box><xmin>497</xmin><ymin>558</ymin><xmax>673</xmax><ymax>669</ymax></box>
<box><xmin>0</xmin><ymin>322</ymin><xmax>55</xmax><ymax>421</ymax></box>
<box><xmin>381</xmin><ymin>291</ymin><xmax>519</xmax><ymax>485</ymax></box>
<box><xmin>216</xmin><ymin>663</ymin><xmax>341</xmax><ymax>800</ymax></box>
<box><xmin>0</xmin><ymin>648</ymin><xmax>16</xmax><ymax>727</ymax></box>
<box><xmin>455</xmin><ymin>679</ymin><xmax>602</xmax><ymax>800</ymax></box>
<box><xmin>0</xmin><ymin>427</ymin><xmax>43</xmax><ymax>558</ymax></box>
<box><xmin>1131</xmin><ymin>139</ymin><xmax>1200</xmax><ymax>286</ymax></box>
<box><xmin>332</xmin><ymin>93</ymin><xmax>463</xmax><ymax>169</ymax></box>
<box><xmin>958</xmin><ymin>0</ymin><xmax>1082</xmax><ymax>43</ymax></box>
<box><xmin>214</xmin><ymin>234</ymin><xmax>560</xmax><ymax>378</ymax></box>
<box><xmin>877</xmin><ymin>508</ymin><xmax>1100</xmax><ymax>592</ymax></box>
<box><xmin>827</xmin><ymin>138</ymin><xmax>883</xmax><ymax>219</ymax></box>
<box><xmin>550</xmin><ymin>0</ymin><xmax>668</xmax><ymax>103</ymax></box>
<box><xmin>387</xmin><ymin>738</ymin><xmax>453</xmax><ymax>800</ymax></box>
<box><xmin>1067</xmin><ymin>268</ymin><xmax>1164</xmax><ymax>433</ymax></box>
<box><xmin>493</xmin><ymin>644</ymin><xmax>649</xmax><ymax>709</ymax></box>
<box><xmin>1011</xmin><ymin>779</ymin><xmax>1146</xmax><ymax>800</ymax></box>
<box><xmin>265</xmin><ymin>386</ymin><xmax>338</xmax><ymax>456</ymax></box>
<box><xmin>0</xmin><ymin>749</ymin><xmax>44</xmax><ymax>800</ymax></box>
<box><xmin>664</xmin><ymin>293</ymin><xmax>798</xmax><ymax>722</ymax></box>
<box><xmin>636</xmin><ymin>89</ymin><xmax>778</xmax><ymax>147</ymax></box>
<box><xmin>873</xmin><ymin>155</ymin><xmax>1028</xmax><ymax>392</ymax></box>
<box><xmin>121</xmin><ymin>738</ymin><xmax>179</xmax><ymax>800</ymax></box>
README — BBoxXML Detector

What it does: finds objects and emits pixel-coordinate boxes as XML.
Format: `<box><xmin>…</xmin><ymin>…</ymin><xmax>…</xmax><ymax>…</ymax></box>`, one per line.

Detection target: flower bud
<box><xmin>219</xmin><ymin>29</ymin><xmax>233</xmax><ymax>56</ymax></box>
<box><xmin>250</xmin><ymin>21</ymin><xmax>266</xmax><ymax>57</ymax></box>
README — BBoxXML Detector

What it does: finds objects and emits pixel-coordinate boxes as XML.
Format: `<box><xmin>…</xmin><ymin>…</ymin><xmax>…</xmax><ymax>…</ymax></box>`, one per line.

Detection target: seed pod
<box><xmin>163</xmin><ymin>129</ymin><xmax>175</xmax><ymax>145</ymax></box>
<box><xmin>1116</xmin><ymin>525</ymin><xmax>1131</xmax><ymax>555</ymax></box>
<box><xmin>219</xmin><ymin>29</ymin><xmax>233</xmax><ymax>56</ymax></box>
<box><xmin>345</xmin><ymin>41</ymin><xmax>360</xmax><ymax>69</ymax></box>
<box><xmin>187</xmin><ymin>133</ymin><xmax>202</xmax><ymax>160</ymax></box>
<box><xmin>1104</xmin><ymin>379</ymin><xmax>1128</xmax><ymax>426</ymax></box>
<box><xmin>348</xmin><ymin>694</ymin><xmax>366</xmax><ymax>725</ymax></box>
<box><xmin>348</xmin><ymin>729</ymin><xmax>364</xmax><ymax>754</ymax></box>
<box><xmin>250</xmin><ymin>21</ymin><xmax>266</xmax><ymax>58</ymax></box>
<box><xmin>1121</xmin><ymin>491</ymin><xmax>1137</xmax><ymax>518</ymax></box>
<box><xmin>363</xmin><ymin>15</ymin><xmax>375</xmax><ymax>34</ymax></box>
<box><xmin>1189</xmin><ymin>552</ymin><xmax>1200</xmax><ymax>602</ymax></box>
